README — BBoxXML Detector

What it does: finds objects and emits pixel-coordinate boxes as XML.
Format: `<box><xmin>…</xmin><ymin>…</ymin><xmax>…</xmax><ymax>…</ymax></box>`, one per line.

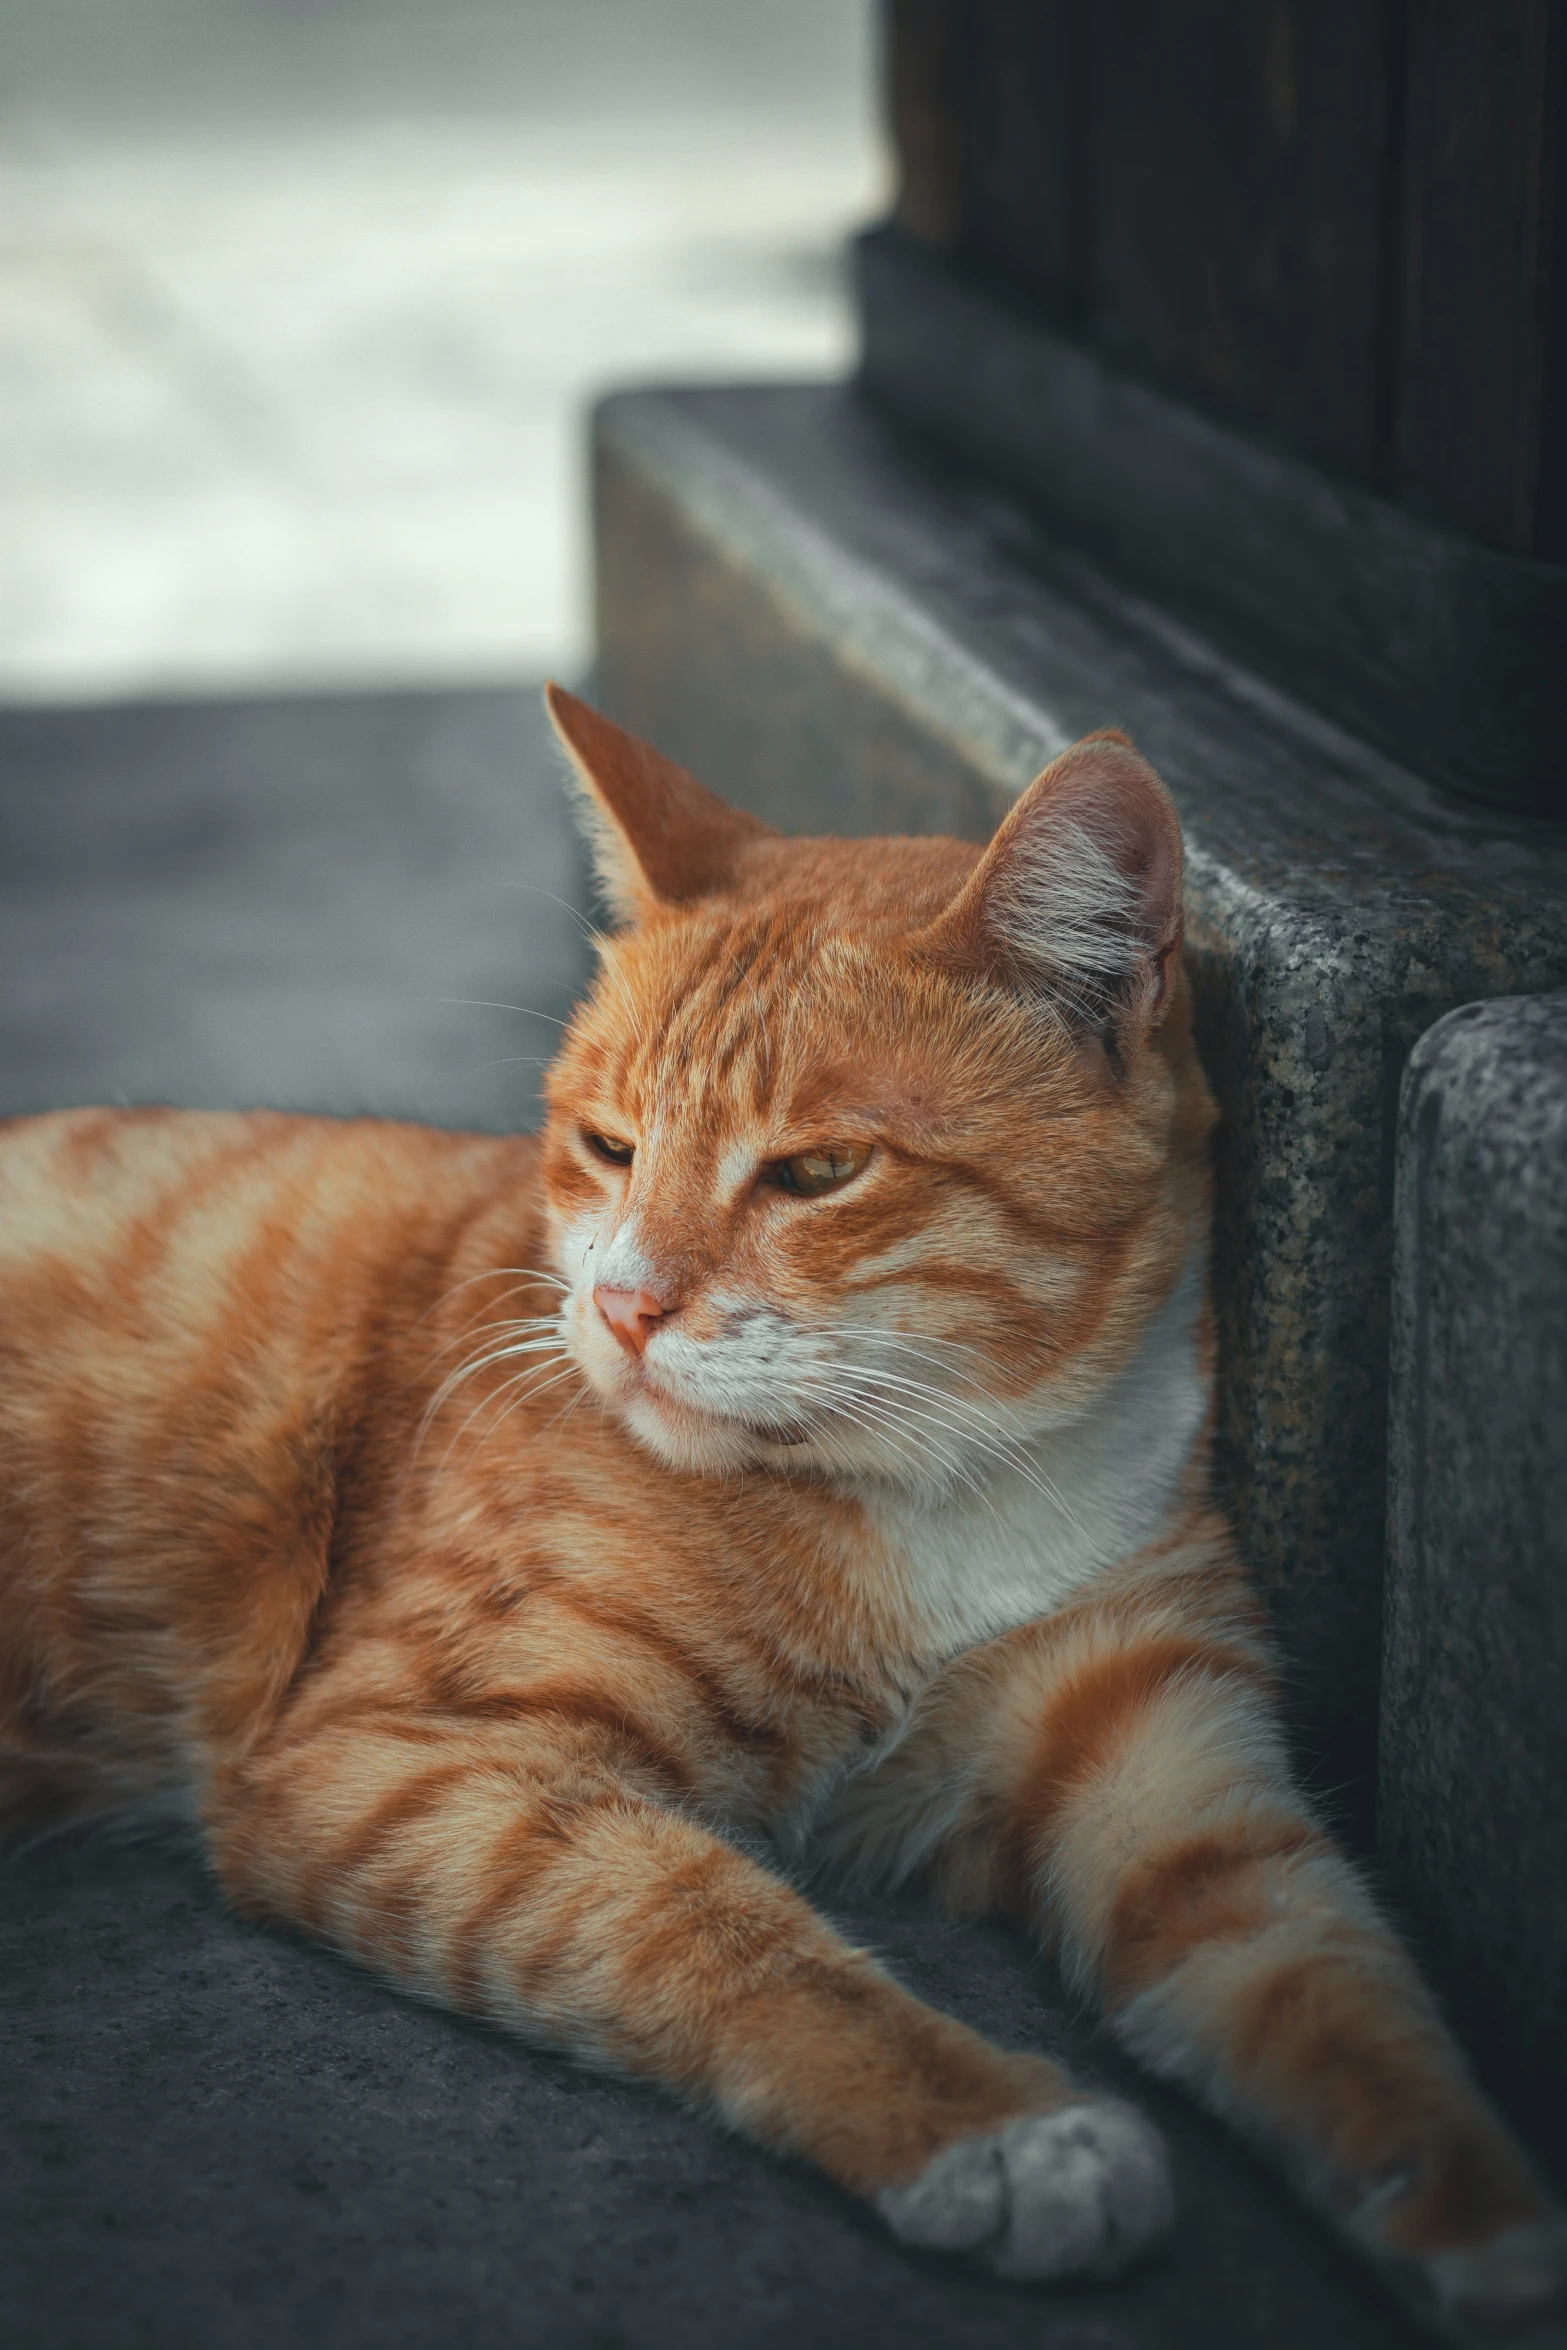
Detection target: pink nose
<box><xmin>593</xmin><ymin>1285</ymin><xmax>669</xmax><ymax>1360</ymax></box>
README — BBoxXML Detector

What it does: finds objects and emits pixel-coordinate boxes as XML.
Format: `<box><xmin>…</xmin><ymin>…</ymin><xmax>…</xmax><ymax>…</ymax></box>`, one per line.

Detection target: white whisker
<box><xmin>424</xmin><ymin>1311</ymin><xmax>564</xmax><ymax>1371</ymax></box>
<box><xmin>429</xmin><ymin>996</ymin><xmax>569</xmax><ymax>1027</ymax></box>
<box><xmin>788</xmin><ymin>1359</ymin><xmax>1086</xmax><ymax>1536</ymax></box>
<box><xmin>809</xmin><ymin>1390</ymin><xmax>1007</xmax><ymax>1527</ymax></box>
<box><xmin>442</xmin><ymin>1264</ymin><xmax>571</xmax><ymax>1296</ymax></box>
<box><xmin>506</xmin><ymin>883</ymin><xmax>647</xmax><ymax>1048</ymax></box>
<box><xmin>420</xmin><ymin>1327</ymin><xmax>570</xmax><ymax>1448</ymax></box>
<box><xmin>826</xmin><ymin>1320</ymin><xmax>1053</xmax><ymax>1379</ymax></box>
<box><xmin>434</xmin><ymin>1348</ymin><xmax>574</xmax><ymax>1466</ymax></box>
<box><xmin>470</xmin><ymin>1359</ymin><xmax>581</xmax><ymax>1451</ymax></box>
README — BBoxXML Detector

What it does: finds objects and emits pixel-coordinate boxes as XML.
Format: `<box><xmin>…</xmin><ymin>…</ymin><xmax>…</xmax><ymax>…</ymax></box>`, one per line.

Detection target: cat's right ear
<box><xmin>544</xmin><ymin>684</ymin><xmax>775</xmax><ymax>924</ymax></box>
<box><xmin>920</xmin><ymin>731</ymin><xmax>1185</xmax><ymax>1040</ymax></box>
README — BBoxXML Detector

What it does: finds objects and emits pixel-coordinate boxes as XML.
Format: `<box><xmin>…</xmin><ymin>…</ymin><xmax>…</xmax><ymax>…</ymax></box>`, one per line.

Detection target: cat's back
<box><xmin>0</xmin><ymin>1104</ymin><xmax>545</xmax><ymax>1489</ymax></box>
<box><xmin>0</xmin><ymin>1106</ymin><xmax>305</xmax><ymax>1290</ymax></box>
<box><xmin>0</xmin><ymin>1101</ymin><xmax>524</xmax><ymax>1228</ymax></box>
<box><xmin>0</xmin><ymin>1106</ymin><xmax>536</xmax><ymax>1345</ymax></box>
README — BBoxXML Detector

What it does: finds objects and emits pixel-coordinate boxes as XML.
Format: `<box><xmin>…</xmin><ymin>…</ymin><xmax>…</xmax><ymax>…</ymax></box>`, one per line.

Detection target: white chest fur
<box><xmin>863</xmin><ymin>1251</ymin><xmax>1210</xmax><ymax>1668</ymax></box>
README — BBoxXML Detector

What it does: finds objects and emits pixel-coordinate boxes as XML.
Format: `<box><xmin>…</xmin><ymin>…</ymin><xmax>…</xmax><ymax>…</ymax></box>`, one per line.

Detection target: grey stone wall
<box><xmin>1381</xmin><ymin>995</ymin><xmax>1567</xmax><ymax>2131</ymax></box>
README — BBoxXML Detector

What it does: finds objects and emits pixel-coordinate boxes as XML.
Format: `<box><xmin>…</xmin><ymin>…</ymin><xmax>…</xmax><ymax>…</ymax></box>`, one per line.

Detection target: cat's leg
<box><xmin>835</xmin><ymin>1551</ymin><xmax>1565</xmax><ymax>2344</ymax></box>
<box><xmin>203</xmin><ymin>1692</ymin><xmax>1170</xmax><ymax>2280</ymax></box>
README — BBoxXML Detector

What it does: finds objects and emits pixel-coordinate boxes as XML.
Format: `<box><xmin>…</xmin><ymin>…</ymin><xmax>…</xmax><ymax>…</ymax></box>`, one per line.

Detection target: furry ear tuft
<box><xmin>544</xmin><ymin>684</ymin><xmax>775</xmax><ymax>922</ymax></box>
<box><xmin>924</xmin><ymin>732</ymin><xmax>1185</xmax><ymax>1033</ymax></box>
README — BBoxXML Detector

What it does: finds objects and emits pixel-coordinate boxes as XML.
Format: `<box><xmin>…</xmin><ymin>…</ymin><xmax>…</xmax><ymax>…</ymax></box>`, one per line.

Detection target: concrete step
<box><xmin>591</xmin><ymin>378</ymin><xmax>1567</xmax><ymax>1825</ymax></box>
<box><xmin>1382</xmin><ymin>993</ymin><xmax>1567</xmax><ymax>2156</ymax></box>
<box><xmin>2</xmin><ymin>1831</ymin><xmax>1432</xmax><ymax>2350</ymax></box>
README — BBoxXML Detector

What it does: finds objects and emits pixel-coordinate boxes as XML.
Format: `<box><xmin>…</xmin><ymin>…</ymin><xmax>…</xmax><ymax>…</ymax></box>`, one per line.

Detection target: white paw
<box><xmin>876</xmin><ymin>2099</ymin><xmax>1174</xmax><ymax>2282</ymax></box>
<box><xmin>1422</xmin><ymin>2216</ymin><xmax>1567</xmax><ymax>2347</ymax></box>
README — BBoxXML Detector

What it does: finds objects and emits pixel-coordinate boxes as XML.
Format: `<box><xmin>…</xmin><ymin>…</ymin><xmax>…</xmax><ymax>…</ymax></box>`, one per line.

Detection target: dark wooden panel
<box><xmin>1393</xmin><ymin>0</ymin><xmax>1567</xmax><ymax>558</ymax></box>
<box><xmin>860</xmin><ymin>225</ymin><xmax>1567</xmax><ymax>816</ymax></box>
<box><xmin>885</xmin><ymin>0</ymin><xmax>965</xmax><ymax>251</ymax></box>
<box><xmin>1087</xmin><ymin>0</ymin><xmax>1397</xmax><ymax>484</ymax></box>
<box><xmin>958</xmin><ymin>0</ymin><xmax>1086</xmax><ymax>315</ymax></box>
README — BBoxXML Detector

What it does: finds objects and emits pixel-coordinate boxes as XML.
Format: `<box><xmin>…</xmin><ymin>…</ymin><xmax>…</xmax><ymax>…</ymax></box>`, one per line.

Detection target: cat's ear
<box><xmin>544</xmin><ymin>683</ymin><xmax>775</xmax><ymax>923</ymax></box>
<box><xmin>922</xmin><ymin>731</ymin><xmax>1184</xmax><ymax>1035</ymax></box>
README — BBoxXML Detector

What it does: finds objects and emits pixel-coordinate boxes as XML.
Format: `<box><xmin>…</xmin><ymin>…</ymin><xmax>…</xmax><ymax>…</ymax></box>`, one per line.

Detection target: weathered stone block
<box><xmin>592</xmin><ymin>381</ymin><xmax>1567</xmax><ymax>1823</ymax></box>
<box><xmin>1381</xmin><ymin>995</ymin><xmax>1567</xmax><ymax>2128</ymax></box>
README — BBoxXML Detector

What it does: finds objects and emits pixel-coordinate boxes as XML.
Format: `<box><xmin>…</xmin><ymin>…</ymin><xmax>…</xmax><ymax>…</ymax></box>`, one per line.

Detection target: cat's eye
<box><xmin>768</xmin><ymin>1143</ymin><xmax>871</xmax><ymax>1198</ymax></box>
<box><xmin>584</xmin><ymin>1130</ymin><xmax>634</xmax><ymax>1166</ymax></box>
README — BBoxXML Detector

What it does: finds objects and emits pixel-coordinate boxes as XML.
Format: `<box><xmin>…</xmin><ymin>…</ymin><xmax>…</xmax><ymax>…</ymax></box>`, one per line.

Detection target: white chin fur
<box><xmin>610</xmin><ymin>1383</ymin><xmax>976</xmax><ymax>1492</ymax></box>
<box><xmin>621</xmin><ymin>1390</ymin><xmax>765</xmax><ymax>1476</ymax></box>
<box><xmin>567</xmin><ymin>1317</ymin><xmax>975</xmax><ymax>1489</ymax></box>
<box><xmin>616</xmin><ymin>1387</ymin><xmax>850</xmax><ymax>1483</ymax></box>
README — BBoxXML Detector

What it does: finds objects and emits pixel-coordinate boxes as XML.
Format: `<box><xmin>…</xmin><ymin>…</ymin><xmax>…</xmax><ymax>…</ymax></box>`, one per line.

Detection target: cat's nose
<box><xmin>593</xmin><ymin>1285</ymin><xmax>669</xmax><ymax>1359</ymax></box>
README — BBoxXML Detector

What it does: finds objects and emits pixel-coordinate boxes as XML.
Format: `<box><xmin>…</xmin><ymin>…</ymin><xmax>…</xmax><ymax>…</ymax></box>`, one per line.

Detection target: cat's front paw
<box><xmin>875</xmin><ymin>2098</ymin><xmax>1173</xmax><ymax>2282</ymax></box>
<box><xmin>1417</xmin><ymin>2216</ymin><xmax>1567</xmax><ymax>2347</ymax></box>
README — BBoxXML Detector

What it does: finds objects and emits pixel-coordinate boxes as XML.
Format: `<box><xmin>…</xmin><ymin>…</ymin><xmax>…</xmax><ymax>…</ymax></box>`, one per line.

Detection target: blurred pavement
<box><xmin>0</xmin><ymin>682</ymin><xmax>588</xmax><ymax>1131</ymax></box>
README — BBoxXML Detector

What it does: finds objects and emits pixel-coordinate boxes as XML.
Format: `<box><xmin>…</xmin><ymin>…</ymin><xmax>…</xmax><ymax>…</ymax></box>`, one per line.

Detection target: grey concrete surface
<box><xmin>2</xmin><ymin>1835</ymin><xmax>1430</xmax><ymax>2350</ymax></box>
<box><xmin>590</xmin><ymin>379</ymin><xmax>1567</xmax><ymax>1822</ymax></box>
<box><xmin>0</xmin><ymin>682</ymin><xmax>1436</xmax><ymax>2348</ymax></box>
<box><xmin>0</xmin><ymin>684</ymin><xmax>589</xmax><ymax>1132</ymax></box>
<box><xmin>1381</xmin><ymin>995</ymin><xmax>1567</xmax><ymax>2153</ymax></box>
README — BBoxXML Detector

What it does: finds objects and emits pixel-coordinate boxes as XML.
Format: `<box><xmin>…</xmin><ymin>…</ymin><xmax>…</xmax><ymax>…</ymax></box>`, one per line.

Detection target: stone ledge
<box><xmin>1381</xmin><ymin>994</ymin><xmax>1567</xmax><ymax>2153</ymax></box>
<box><xmin>592</xmin><ymin>380</ymin><xmax>1567</xmax><ymax>1820</ymax></box>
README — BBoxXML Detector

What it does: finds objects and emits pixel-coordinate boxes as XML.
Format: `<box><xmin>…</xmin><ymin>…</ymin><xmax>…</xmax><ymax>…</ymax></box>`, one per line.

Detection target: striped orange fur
<box><xmin>0</xmin><ymin>687</ymin><xmax>1560</xmax><ymax>2342</ymax></box>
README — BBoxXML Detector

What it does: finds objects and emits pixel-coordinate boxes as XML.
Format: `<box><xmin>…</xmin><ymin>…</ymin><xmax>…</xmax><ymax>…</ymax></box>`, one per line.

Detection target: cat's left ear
<box><xmin>545</xmin><ymin>683</ymin><xmax>775</xmax><ymax>923</ymax></box>
<box><xmin>922</xmin><ymin>731</ymin><xmax>1185</xmax><ymax>1035</ymax></box>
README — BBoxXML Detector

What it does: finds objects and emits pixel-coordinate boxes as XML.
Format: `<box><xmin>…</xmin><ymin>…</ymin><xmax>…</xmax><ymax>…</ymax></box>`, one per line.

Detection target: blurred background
<box><xmin>0</xmin><ymin>0</ymin><xmax>880</xmax><ymax>1129</ymax></box>
<box><xmin>1</xmin><ymin>0</ymin><xmax>879</xmax><ymax>695</ymax></box>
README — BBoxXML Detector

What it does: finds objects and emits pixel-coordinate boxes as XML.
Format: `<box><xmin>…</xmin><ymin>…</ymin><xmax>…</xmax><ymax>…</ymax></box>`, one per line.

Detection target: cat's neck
<box><xmin>863</xmin><ymin>1243</ymin><xmax>1212</xmax><ymax>1664</ymax></box>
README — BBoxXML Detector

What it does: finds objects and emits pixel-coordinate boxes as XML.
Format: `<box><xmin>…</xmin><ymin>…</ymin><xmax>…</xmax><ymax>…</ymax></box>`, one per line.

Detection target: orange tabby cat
<box><xmin>1</xmin><ymin>687</ymin><xmax>1561</xmax><ymax>2343</ymax></box>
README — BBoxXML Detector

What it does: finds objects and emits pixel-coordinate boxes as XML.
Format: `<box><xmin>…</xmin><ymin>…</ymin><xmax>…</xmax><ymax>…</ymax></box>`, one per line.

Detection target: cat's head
<box><xmin>540</xmin><ymin>686</ymin><xmax>1214</xmax><ymax>1493</ymax></box>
